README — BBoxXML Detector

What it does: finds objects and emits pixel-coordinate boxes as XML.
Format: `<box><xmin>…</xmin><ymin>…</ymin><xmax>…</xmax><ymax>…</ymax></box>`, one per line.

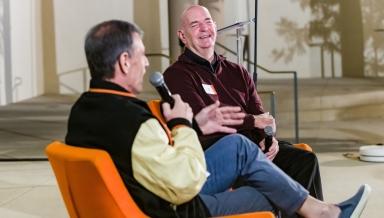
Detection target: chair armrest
<box><xmin>293</xmin><ymin>143</ymin><xmax>313</xmax><ymax>152</ymax></box>
<box><xmin>219</xmin><ymin>211</ymin><xmax>275</xmax><ymax>218</ymax></box>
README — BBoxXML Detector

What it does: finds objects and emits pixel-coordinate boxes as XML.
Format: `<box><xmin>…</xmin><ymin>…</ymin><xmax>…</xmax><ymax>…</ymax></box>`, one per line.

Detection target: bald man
<box><xmin>164</xmin><ymin>4</ymin><xmax>323</xmax><ymax>209</ymax></box>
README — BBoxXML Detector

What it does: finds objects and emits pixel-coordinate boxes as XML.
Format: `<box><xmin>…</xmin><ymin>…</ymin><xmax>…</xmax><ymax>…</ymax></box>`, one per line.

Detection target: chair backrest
<box><xmin>45</xmin><ymin>141</ymin><xmax>148</xmax><ymax>218</ymax></box>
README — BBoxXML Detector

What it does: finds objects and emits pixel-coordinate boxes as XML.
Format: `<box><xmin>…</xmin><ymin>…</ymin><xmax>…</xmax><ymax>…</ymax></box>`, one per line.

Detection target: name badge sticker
<box><xmin>202</xmin><ymin>84</ymin><xmax>217</xmax><ymax>95</ymax></box>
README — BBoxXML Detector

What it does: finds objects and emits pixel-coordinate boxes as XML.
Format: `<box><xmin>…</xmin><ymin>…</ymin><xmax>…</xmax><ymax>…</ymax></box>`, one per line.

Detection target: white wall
<box><xmin>0</xmin><ymin>56</ymin><xmax>4</xmax><ymax>105</ymax></box>
<box><xmin>258</xmin><ymin>0</ymin><xmax>309</xmax><ymax>78</ymax></box>
<box><xmin>8</xmin><ymin>0</ymin><xmax>42</xmax><ymax>102</ymax></box>
<box><xmin>0</xmin><ymin>0</ymin><xmax>5</xmax><ymax>105</ymax></box>
<box><xmin>53</xmin><ymin>0</ymin><xmax>133</xmax><ymax>94</ymax></box>
<box><xmin>219</xmin><ymin>1</ymin><xmax>310</xmax><ymax>78</ymax></box>
<box><xmin>222</xmin><ymin>0</ymin><xmax>343</xmax><ymax>79</ymax></box>
<box><xmin>259</xmin><ymin>1</ymin><xmax>344</xmax><ymax>78</ymax></box>
<box><xmin>0</xmin><ymin>0</ymin><xmax>368</xmax><ymax>106</ymax></box>
<box><xmin>159</xmin><ymin>0</ymin><xmax>170</xmax><ymax>71</ymax></box>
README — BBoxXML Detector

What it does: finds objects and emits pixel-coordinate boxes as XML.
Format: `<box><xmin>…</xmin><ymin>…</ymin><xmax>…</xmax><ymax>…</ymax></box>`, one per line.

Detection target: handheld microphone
<box><xmin>149</xmin><ymin>72</ymin><xmax>175</xmax><ymax>107</ymax></box>
<box><xmin>264</xmin><ymin>126</ymin><xmax>274</xmax><ymax>152</ymax></box>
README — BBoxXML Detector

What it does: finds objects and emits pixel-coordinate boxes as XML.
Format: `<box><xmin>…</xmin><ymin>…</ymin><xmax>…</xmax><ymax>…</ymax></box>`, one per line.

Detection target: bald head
<box><xmin>179</xmin><ymin>5</ymin><xmax>212</xmax><ymax>30</ymax></box>
<box><xmin>177</xmin><ymin>5</ymin><xmax>217</xmax><ymax>61</ymax></box>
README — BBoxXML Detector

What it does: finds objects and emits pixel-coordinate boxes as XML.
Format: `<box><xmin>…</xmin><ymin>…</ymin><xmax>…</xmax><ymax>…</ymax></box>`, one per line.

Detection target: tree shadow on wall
<box><xmin>271</xmin><ymin>0</ymin><xmax>384</xmax><ymax>77</ymax></box>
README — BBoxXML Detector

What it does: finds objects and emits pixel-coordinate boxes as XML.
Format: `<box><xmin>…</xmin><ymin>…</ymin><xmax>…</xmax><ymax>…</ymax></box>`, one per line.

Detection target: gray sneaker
<box><xmin>338</xmin><ymin>184</ymin><xmax>371</xmax><ymax>218</ymax></box>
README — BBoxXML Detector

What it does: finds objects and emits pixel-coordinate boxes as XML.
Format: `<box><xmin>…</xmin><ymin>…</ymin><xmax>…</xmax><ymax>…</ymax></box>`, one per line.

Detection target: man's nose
<box><xmin>199</xmin><ymin>23</ymin><xmax>209</xmax><ymax>31</ymax></box>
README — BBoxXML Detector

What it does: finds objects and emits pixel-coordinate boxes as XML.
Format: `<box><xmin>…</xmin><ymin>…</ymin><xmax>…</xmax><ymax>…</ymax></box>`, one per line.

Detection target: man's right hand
<box><xmin>194</xmin><ymin>101</ymin><xmax>245</xmax><ymax>135</ymax></box>
<box><xmin>162</xmin><ymin>94</ymin><xmax>193</xmax><ymax>123</ymax></box>
<box><xmin>254</xmin><ymin>112</ymin><xmax>276</xmax><ymax>131</ymax></box>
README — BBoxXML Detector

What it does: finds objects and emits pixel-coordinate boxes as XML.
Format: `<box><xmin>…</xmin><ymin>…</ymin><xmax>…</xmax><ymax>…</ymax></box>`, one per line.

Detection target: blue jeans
<box><xmin>199</xmin><ymin>134</ymin><xmax>308</xmax><ymax>216</ymax></box>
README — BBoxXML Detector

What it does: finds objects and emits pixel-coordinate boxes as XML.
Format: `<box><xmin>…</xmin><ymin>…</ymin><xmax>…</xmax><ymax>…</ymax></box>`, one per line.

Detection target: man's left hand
<box><xmin>259</xmin><ymin>137</ymin><xmax>279</xmax><ymax>160</ymax></box>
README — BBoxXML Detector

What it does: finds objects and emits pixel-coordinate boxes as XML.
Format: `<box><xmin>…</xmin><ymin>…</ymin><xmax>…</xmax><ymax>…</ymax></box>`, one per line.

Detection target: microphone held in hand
<box><xmin>149</xmin><ymin>72</ymin><xmax>175</xmax><ymax>107</ymax></box>
<box><xmin>264</xmin><ymin>126</ymin><xmax>274</xmax><ymax>152</ymax></box>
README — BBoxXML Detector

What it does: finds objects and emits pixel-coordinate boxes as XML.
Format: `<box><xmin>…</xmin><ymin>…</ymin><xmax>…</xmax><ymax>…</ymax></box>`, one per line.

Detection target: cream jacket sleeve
<box><xmin>131</xmin><ymin>118</ymin><xmax>207</xmax><ymax>205</ymax></box>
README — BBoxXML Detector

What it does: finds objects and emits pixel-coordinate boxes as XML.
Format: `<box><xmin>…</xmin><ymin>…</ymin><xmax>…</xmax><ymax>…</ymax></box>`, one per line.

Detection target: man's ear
<box><xmin>118</xmin><ymin>52</ymin><xmax>130</xmax><ymax>74</ymax></box>
<box><xmin>177</xmin><ymin>30</ymin><xmax>187</xmax><ymax>45</ymax></box>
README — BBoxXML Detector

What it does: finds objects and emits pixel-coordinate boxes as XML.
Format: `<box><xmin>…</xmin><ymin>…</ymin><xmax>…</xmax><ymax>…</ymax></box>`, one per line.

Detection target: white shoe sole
<box><xmin>350</xmin><ymin>184</ymin><xmax>371</xmax><ymax>218</ymax></box>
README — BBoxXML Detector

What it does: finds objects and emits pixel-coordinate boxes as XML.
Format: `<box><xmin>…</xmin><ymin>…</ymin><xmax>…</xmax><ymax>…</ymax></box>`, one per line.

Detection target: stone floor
<box><xmin>0</xmin><ymin>78</ymin><xmax>383</xmax><ymax>217</ymax></box>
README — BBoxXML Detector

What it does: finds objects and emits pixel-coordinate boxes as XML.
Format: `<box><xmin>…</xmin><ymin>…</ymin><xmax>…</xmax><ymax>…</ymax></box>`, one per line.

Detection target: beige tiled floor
<box><xmin>319</xmin><ymin>153</ymin><xmax>384</xmax><ymax>218</ymax></box>
<box><xmin>0</xmin><ymin>153</ymin><xmax>382</xmax><ymax>217</ymax></box>
<box><xmin>0</xmin><ymin>78</ymin><xmax>383</xmax><ymax>217</ymax></box>
<box><xmin>0</xmin><ymin>162</ymin><xmax>66</xmax><ymax>218</ymax></box>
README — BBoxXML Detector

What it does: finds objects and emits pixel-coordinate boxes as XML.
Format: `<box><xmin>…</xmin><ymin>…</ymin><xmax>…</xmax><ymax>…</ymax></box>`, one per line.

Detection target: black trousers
<box><xmin>273</xmin><ymin>141</ymin><xmax>323</xmax><ymax>218</ymax></box>
<box><xmin>273</xmin><ymin>141</ymin><xmax>323</xmax><ymax>200</ymax></box>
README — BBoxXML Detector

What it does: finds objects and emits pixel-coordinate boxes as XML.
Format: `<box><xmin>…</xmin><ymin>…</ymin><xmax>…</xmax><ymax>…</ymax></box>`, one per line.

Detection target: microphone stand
<box><xmin>217</xmin><ymin>18</ymin><xmax>255</xmax><ymax>65</ymax></box>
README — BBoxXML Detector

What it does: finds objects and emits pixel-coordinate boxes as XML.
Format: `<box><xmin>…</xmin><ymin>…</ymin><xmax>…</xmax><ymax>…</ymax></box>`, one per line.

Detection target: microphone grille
<box><xmin>149</xmin><ymin>71</ymin><xmax>164</xmax><ymax>87</ymax></box>
<box><xmin>264</xmin><ymin>126</ymin><xmax>274</xmax><ymax>136</ymax></box>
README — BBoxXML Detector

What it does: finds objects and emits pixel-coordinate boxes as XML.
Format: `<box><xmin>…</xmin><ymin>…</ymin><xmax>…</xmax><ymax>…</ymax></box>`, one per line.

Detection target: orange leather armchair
<box><xmin>46</xmin><ymin>141</ymin><xmax>274</xmax><ymax>218</ymax></box>
<box><xmin>45</xmin><ymin>141</ymin><xmax>147</xmax><ymax>218</ymax></box>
